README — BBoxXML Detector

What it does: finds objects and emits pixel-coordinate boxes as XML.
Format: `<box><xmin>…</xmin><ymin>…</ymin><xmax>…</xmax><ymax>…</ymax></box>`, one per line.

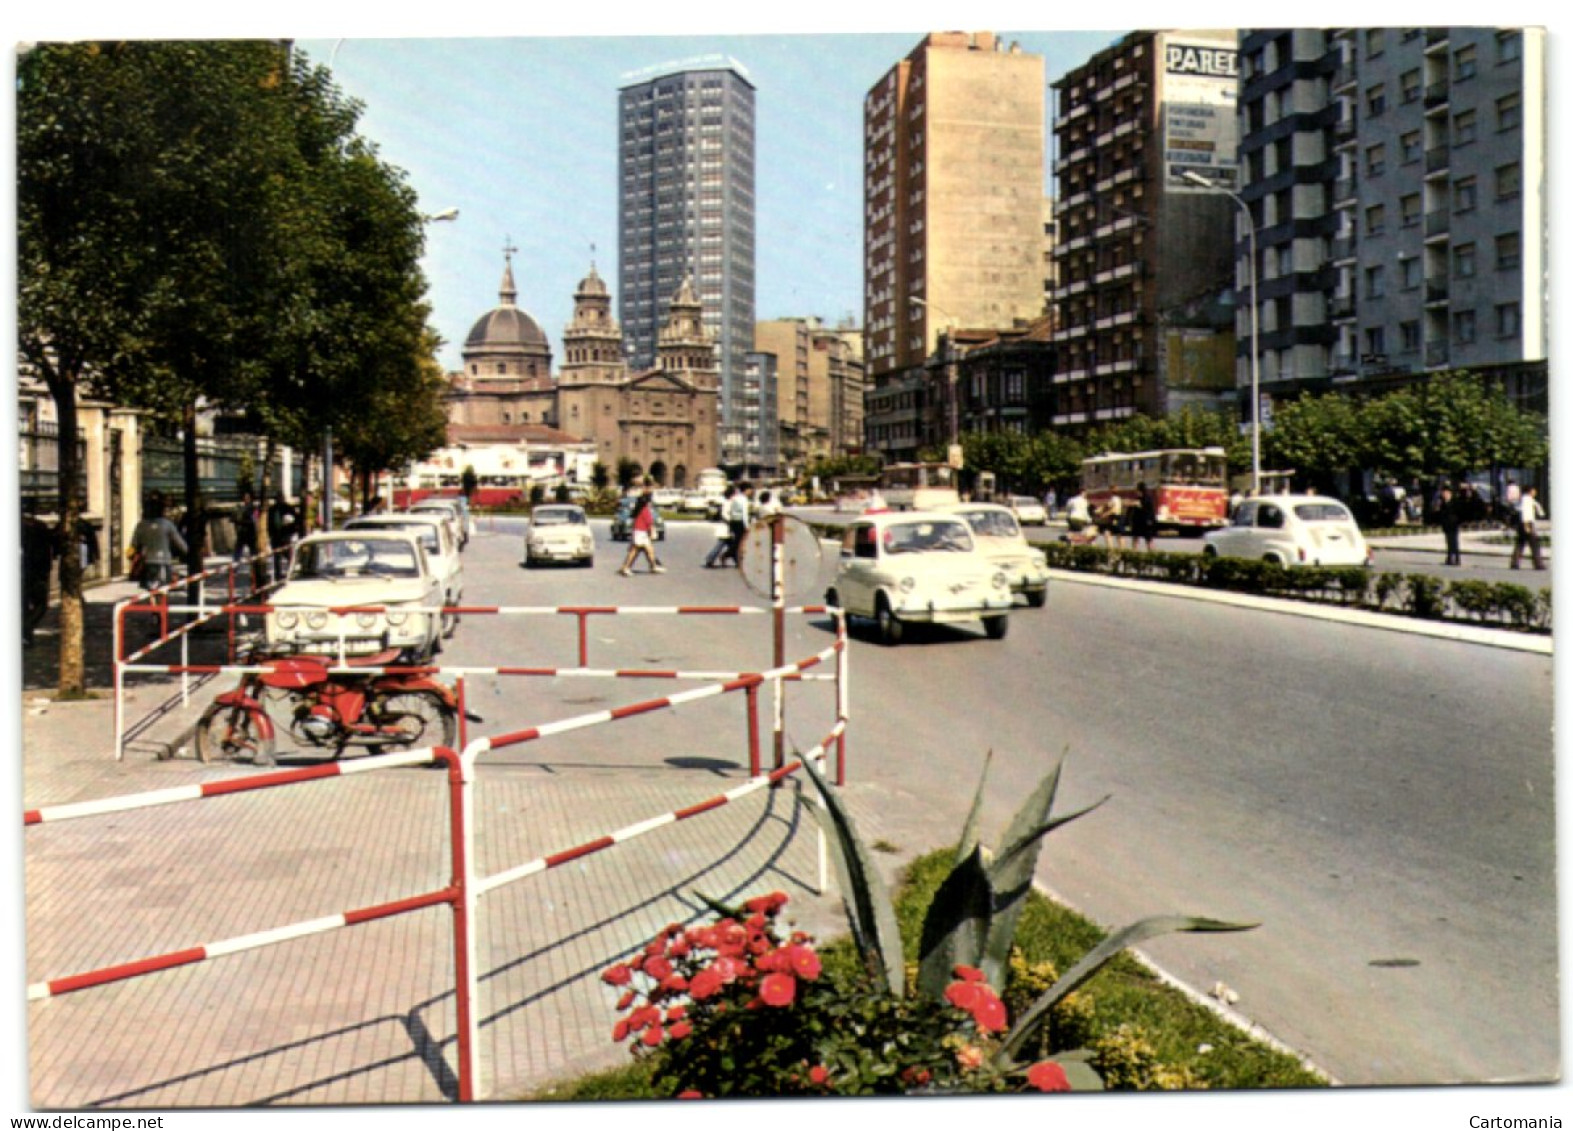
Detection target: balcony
<box><xmin>1424</xmin><ymin>81</ymin><xmax>1450</xmax><ymax>108</ymax></box>
<box><xmin>1426</xmin><ymin>342</ymin><xmax>1450</xmax><ymax>367</ymax></box>
<box><xmin>1425</xmin><ymin>146</ymin><xmax>1450</xmax><ymax>175</ymax></box>
<box><xmin>1329</xmin><ymin>294</ymin><xmax>1355</xmax><ymax>318</ymax></box>
<box><xmin>1333</xmin><ymin>176</ymin><xmax>1357</xmax><ymax>202</ymax></box>
<box><xmin>1424</xmin><ymin>210</ymin><xmax>1450</xmax><ymax>239</ymax></box>
<box><xmin>1425</xmin><ymin>278</ymin><xmax>1450</xmax><ymax>304</ymax></box>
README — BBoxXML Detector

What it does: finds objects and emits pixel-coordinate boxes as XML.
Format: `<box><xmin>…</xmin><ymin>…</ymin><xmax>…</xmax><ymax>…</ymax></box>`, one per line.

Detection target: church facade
<box><xmin>444</xmin><ymin>253</ymin><xmax>722</xmax><ymax>489</ymax></box>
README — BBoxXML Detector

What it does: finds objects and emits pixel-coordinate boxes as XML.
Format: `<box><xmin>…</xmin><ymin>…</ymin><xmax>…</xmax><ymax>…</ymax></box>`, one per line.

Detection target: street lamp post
<box><xmin>1181</xmin><ymin>170</ymin><xmax>1260</xmax><ymax>495</ymax></box>
<box><xmin>908</xmin><ymin>296</ymin><xmax>961</xmax><ymax>446</ymax></box>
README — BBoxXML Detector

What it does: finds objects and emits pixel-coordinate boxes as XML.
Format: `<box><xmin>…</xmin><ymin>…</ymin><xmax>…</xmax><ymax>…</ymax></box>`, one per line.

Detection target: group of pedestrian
<box><xmin>1060</xmin><ymin>483</ymin><xmax>1156</xmax><ymax>552</ymax></box>
<box><xmin>702</xmin><ymin>483</ymin><xmax>757</xmax><ymax>569</ymax></box>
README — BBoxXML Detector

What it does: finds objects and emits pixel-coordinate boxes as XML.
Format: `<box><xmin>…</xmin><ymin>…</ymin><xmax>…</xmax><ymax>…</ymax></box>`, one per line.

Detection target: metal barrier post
<box><xmin>576</xmin><ymin>610</ymin><xmax>590</xmax><ymax>668</ymax></box>
<box><xmin>457</xmin><ymin>676</ymin><xmax>468</xmax><ymax>750</ymax></box>
<box><xmin>771</xmin><ymin>516</ymin><xmax>786</xmax><ymax>779</ymax></box>
<box><xmin>113</xmin><ymin>601</ymin><xmax>126</xmax><ymax>762</ymax></box>
<box><xmin>446</xmin><ymin>744</ymin><xmax>480</xmax><ymax>1102</ymax></box>
<box><xmin>745</xmin><ymin>683</ymin><xmax>761</xmax><ymax>778</ymax></box>
<box><xmin>835</xmin><ymin>619</ymin><xmax>848</xmax><ymax>786</ymax></box>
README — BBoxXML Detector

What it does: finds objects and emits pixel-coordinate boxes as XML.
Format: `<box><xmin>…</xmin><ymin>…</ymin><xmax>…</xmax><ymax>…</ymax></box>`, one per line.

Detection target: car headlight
<box><xmin>277</xmin><ymin>611</ymin><xmax>298</xmax><ymax>629</ymax></box>
<box><xmin>306</xmin><ymin>611</ymin><xmax>328</xmax><ymax>629</ymax></box>
<box><xmin>898</xmin><ymin>577</ymin><xmax>916</xmax><ymax>593</ymax></box>
<box><xmin>355</xmin><ymin>612</ymin><xmax>378</xmax><ymax>629</ymax></box>
<box><xmin>992</xmin><ymin>572</ymin><xmax>1008</xmax><ymax>589</ymax></box>
<box><xmin>386</xmin><ymin>612</ymin><xmax>409</xmax><ymax>626</ymax></box>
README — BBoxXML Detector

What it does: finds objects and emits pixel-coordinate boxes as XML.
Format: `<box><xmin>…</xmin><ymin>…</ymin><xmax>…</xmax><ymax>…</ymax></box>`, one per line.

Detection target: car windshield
<box><xmin>1294</xmin><ymin>503</ymin><xmax>1354</xmax><ymax>523</ymax></box>
<box><xmin>291</xmin><ymin>538</ymin><xmax>421</xmax><ymax>580</ymax></box>
<box><xmin>348</xmin><ymin>521</ymin><xmax>439</xmax><ymax>554</ymax></box>
<box><xmin>957</xmin><ymin>509</ymin><xmax>1021</xmax><ymax>538</ymax></box>
<box><xmin>882</xmin><ymin>519</ymin><xmax>974</xmax><ymax>554</ymax></box>
<box><xmin>533</xmin><ymin>509</ymin><xmax>584</xmax><ymax>526</ymax></box>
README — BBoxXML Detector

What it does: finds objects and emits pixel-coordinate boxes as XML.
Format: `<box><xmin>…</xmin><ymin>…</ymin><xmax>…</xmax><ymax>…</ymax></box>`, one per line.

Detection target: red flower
<box><xmin>808</xmin><ymin>1064</ymin><xmax>831</xmax><ymax>1086</ymax></box>
<box><xmin>601</xmin><ymin>964</ymin><xmax>632</xmax><ymax>987</ymax></box>
<box><xmin>745</xmin><ymin>891</ymin><xmax>789</xmax><ymax>915</ymax></box>
<box><xmin>616</xmin><ymin>990</ymin><xmax>636</xmax><ymax>1010</ymax></box>
<box><xmin>970</xmin><ymin>989</ymin><xmax>1008</xmax><ymax>1033</ymax></box>
<box><xmin>611</xmin><ymin>1018</ymin><xmax>630</xmax><ymax>1042</ymax></box>
<box><xmin>785</xmin><ymin>945</ymin><xmax>822</xmax><ymax>980</ymax></box>
<box><xmin>660</xmin><ymin>975</ymin><xmax>689</xmax><ymax>994</ymax></box>
<box><xmin>953</xmin><ymin>964</ymin><xmax>986</xmax><ymax>982</ymax></box>
<box><xmin>677</xmin><ymin>1090</ymin><xmax>703</xmax><ymax>1099</ymax></box>
<box><xmin>945</xmin><ymin>981</ymin><xmax>984</xmax><ymax>1012</ymax></box>
<box><xmin>689</xmin><ymin>968</ymin><xmax>724</xmax><ymax>1000</ymax></box>
<box><xmin>955</xmin><ymin>1045</ymin><xmax>984</xmax><ymax>1071</ymax></box>
<box><xmin>668</xmin><ymin>1020</ymin><xmax>692</xmax><ymax>1040</ymax></box>
<box><xmin>628</xmin><ymin>1005</ymin><xmax>660</xmax><ymax>1031</ymax></box>
<box><xmin>1027</xmin><ymin>1061</ymin><xmax>1072</xmax><ymax>1092</ymax></box>
<box><xmin>644</xmin><ymin>955</ymin><xmax>673</xmax><ymax>981</ymax></box>
<box><xmin>664</xmin><ymin>1005</ymin><xmax>688</xmax><ymax>1023</ymax></box>
<box><xmin>641</xmin><ymin>1025</ymin><xmax>664</xmax><ymax>1047</ymax></box>
<box><xmin>759</xmin><ymin>972</ymin><xmax>797</xmax><ymax>1007</ymax></box>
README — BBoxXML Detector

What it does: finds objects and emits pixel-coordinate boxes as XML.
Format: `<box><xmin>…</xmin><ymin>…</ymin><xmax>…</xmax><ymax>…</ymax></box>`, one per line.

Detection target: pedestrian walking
<box><xmin>725</xmin><ymin>483</ymin><xmax>752</xmax><ymax>567</ymax></box>
<box><xmin>1510</xmin><ymin>486</ymin><xmax>1546</xmax><ymax>571</ymax></box>
<box><xmin>1043</xmin><ymin>486</ymin><xmax>1058</xmax><ymax>522</ymax></box>
<box><xmin>130</xmin><ymin>493</ymin><xmax>188</xmax><ymax>591</ymax></box>
<box><xmin>617</xmin><ymin>490</ymin><xmax>665</xmax><ymax>576</ymax></box>
<box><xmin>22</xmin><ymin>513</ymin><xmax>55</xmax><ymax>646</ymax></box>
<box><xmin>703</xmin><ymin>516</ymin><xmax>734</xmax><ymax>567</ymax></box>
<box><xmin>1131</xmin><ymin>483</ymin><xmax>1157</xmax><ymax>552</ymax></box>
<box><xmin>1437</xmin><ymin>484</ymin><xmax>1463</xmax><ymax>566</ymax></box>
<box><xmin>1100</xmin><ymin>493</ymin><xmax>1125</xmax><ymax>552</ymax></box>
<box><xmin>233</xmin><ymin>490</ymin><xmax>261</xmax><ymax>591</ymax></box>
<box><xmin>757</xmin><ymin>489</ymin><xmax>782</xmax><ymax>520</ymax></box>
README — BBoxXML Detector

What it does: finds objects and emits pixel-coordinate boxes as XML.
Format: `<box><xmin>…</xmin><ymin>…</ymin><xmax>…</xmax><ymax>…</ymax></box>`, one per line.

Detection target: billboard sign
<box><xmin>1163</xmin><ymin>38</ymin><xmax>1240</xmax><ymax>191</ymax></box>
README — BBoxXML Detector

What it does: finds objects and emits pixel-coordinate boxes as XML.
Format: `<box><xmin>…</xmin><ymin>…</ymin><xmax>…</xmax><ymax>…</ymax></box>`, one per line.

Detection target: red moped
<box><xmin>195</xmin><ymin>649</ymin><xmax>459</xmax><ymax>766</ymax></box>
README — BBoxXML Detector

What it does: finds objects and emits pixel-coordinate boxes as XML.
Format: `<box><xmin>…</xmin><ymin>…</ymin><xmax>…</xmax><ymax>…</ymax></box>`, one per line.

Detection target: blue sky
<box><xmin>292</xmin><ymin>31</ymin><xmax>1122</xmax><ymax>372</ymax></box>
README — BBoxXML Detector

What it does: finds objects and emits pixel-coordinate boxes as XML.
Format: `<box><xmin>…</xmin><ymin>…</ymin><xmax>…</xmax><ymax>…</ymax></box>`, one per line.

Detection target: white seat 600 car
<box><xmin>1202</xmin><ymin>494</ymin><xmax>1373</xmax><ymax>568</ymax></box>
<box><xmin>825</xmin><ymin>511</ymin><xmax>1013</xmax><ymax>645</ymax></box>
<box><xmin>266</xmin><ymin>531</ymin><xmax>445</xmax><ymax>663</ymax></box>
<box><xmin>941</xmin><ymin>502</ymin><xmax>1050</xmax><ymax>608</ymax></box>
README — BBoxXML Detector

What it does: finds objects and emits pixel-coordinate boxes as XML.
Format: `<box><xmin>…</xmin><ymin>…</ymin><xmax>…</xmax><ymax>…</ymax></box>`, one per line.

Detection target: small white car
<box><xmin>652</xmin><ymin>488</ymin><xmax>684</xmax><ymax>508</ymax></box>
<box><xmin>344</xmin><ymin>514</ymin><xmax>463</xmax><ymax>637</ymax></box>
<box><xmin>680</xmin><ymin>491</ymin><xmax>712</xmax><ymax>514</ymax></box>
<box><xmin>410</xmin><ymin>498</ymin><xmax>469</xmax><ymax>549</ymax></box>
<box><xmin>266</xmin><ymin>531</ymin><xmax>444</xmax><ymax>662</ymax></box>
<box><xmin>942</xmin><ymin>502</ymin><xmax>1050</xmax><ymax>608</ymax></box>
<box><xmin>1008</xmin><ymin>496</ymin><xmax>1049</xmax><ymax>526</ymax></box>
<box><xmin>1202</xmin><ymin>495</ymin><xmax>1373</xmax><ymax>568</ymax></box>
<box><xmin>825</xmin><ymin>511</ymin><xmax>1013</xmax><ymax>645</ymax></box>
<box><xmin>523</xmin><ymin>504</ymin><xmax>595</xmax><ymax>567</ymax></box>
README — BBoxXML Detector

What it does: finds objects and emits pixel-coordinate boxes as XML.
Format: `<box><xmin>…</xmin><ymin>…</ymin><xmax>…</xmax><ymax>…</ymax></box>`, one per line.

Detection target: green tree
<box><xmin>1263</xmin><ymin>393</ymin><xmax>1368</xmax><ymax>490</ymax></box>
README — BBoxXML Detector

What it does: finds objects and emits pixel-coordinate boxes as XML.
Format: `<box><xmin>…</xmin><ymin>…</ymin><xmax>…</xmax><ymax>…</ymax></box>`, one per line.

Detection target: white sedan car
<box><xmin>1008</xmin><ymin>495</ymin><xmax>1049</xmax><ymax>526</ymax></box>
<box><xmin>1202</xmin><ymin>495</ymin><xmax>1373</xmax><ymax>567</ymax></box>
<box><xmin>266</xmin><ymin>531</ymin><xmax>444</xmax><ymax>662</ymax></box>
<box><xmin>824</xmin><ymin>511</ymin><xmax>1013</xmax><ymax>645</ymax></box>
<box><xmin>522</xmin><ymin>504</ymin><xmax>595</xmax><ymax>567</ymax></box>
<box><xmin>942</xmin><ymin>502</ymin><xmax>1050</xmax><ymax>608</ymax></box>
<box><xmin>410</xmin><ymin>498</ymin><xmax>469</xmax><ymax>549</ymax></box>
<box><xmin>343</xmin><ymin>513</ymin><xmax>463</xmax><ymax>637</ymax></box>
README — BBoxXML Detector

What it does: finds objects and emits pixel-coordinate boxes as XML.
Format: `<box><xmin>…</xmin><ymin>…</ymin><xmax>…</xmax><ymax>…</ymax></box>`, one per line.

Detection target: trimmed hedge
<box><xmin>1036</xmin><ymin>541</ymin><xmax>1551</xmax><ymax>633</ymax></box>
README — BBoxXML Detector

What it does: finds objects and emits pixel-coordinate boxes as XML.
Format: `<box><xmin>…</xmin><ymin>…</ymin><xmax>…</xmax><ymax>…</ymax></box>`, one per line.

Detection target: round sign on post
<box><xmin>739</xmin><ymin>515</ymin><xmax>823</xmax><ymax>601</ymax></box>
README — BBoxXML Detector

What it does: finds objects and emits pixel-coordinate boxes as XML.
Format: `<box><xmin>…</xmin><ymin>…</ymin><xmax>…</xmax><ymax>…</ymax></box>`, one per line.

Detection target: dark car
<box><xmin>609</xmin><ymin>496</ymin><xmax>667</xmax><ymax>542</ymax></box>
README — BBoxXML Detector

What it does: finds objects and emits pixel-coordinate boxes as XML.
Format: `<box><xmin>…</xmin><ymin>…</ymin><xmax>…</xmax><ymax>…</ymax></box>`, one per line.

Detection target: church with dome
<box><xmin>441</xmin><ymin>249</ymin><xmax>722</xmax><ymax>489</ymax></box>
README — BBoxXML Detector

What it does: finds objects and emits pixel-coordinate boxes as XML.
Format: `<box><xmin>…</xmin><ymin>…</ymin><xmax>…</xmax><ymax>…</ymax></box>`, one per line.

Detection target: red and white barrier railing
<box><xmin>35</xmin><ymin>600</ymin><xmax>851</xmax><ymax>1103</ymax></box>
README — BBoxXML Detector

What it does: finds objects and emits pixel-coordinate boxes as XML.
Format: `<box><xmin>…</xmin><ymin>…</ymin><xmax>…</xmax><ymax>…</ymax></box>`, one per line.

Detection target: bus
<box><xmin>1081</xmin><ymin>447</ymin><xmax>1229</xmax><ymax>535</ymax></box>
<box><xmin>880</xmin><ymin>462</ymin><xmax>961</xmax><ymax>511</ymax></box>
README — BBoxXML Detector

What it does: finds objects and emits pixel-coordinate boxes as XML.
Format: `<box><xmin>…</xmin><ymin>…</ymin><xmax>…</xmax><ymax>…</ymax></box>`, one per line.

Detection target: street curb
<box><xmin>1048</xmin><ymin>569</ymin><xmax>1552</xmax><ymax>655</ymax></box>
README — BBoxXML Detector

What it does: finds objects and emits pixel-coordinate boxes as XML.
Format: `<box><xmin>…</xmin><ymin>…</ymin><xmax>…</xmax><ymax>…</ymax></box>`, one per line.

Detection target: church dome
<box><xmin>576</xmin><ymin>262</ymin><xmax>610</xmax><ymax>297</ymax></box>
<box><xmin>464</xmin><ymin>251</ymin><xmax>550</xmax><ymax>356</ymax></box>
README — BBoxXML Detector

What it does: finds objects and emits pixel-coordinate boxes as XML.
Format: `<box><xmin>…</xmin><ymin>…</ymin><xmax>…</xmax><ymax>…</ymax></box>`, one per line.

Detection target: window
<box><xmin>1497</xmin><ymin>92</ymin><xmax>1522</xmax><ymax>131</ymax></box>
<box><xmin>1400</xmin><ymin>321</ymin><xmax>1422</xmax><ymax>352</ymax></box>
<box><xmin>1257</xmin><ymin>503</ymin><xmax>1285</xmax><ymax>530</ymax></box>
<box><xmin>1365</xmin><ymin>265</ymin><xmax>1385</xmax><ymax>298</ymax></box>
<box><xmin>1454</xmin><ymin>176</ymin><xmax>1477</xmax><ymax>213</ymax></box>
<box><xmin>1365</xmin><ymin>203</ymin><xmax>1386</xmax><ymax>236</ymax></box>
<box><xmin>1497</xmin><ymin>31</ymin><xmax>1522</xmax><ymax>64</ymax></box>
<box><xmin>1401</xmin><ymin>69</ymin><xmax>1421</xmax><ymax>103</ymax></box>
<box><xmin>1455</xmin><ymin>45</ymin><xmax>1477</xmax><ymax>81</ymax></box>
<box><xmin>1365</xmin><ymin>142</ymin><xmax>1386</xmax><ymax>176</ymax></box>
<box><xmin>1496</xmin><ymin>303</ymin><xmax>1520</xmax><ymax>338</ymax></box>
<box><xmin>1365</xmin><ymin>29</ymin><xmax>1386</xmax><ymax>58</ymax></box>
<box><xmin>1496</xmin><ymin>232</ymin><xmax>1521</xmax><ymax>270</ymax></box>
<box><xmin>1453</xmin><ymin>109</ymin><xmax>1477</xmax><ymax>146</ymax></box>
<box><xmin>1454</xmin><ymin>242</ymin><xmax>1477</xmax><ymax>278</ymax></box>
<box><xmin>1400</xmin><ymin>193</ymin><xmax>1422</xmax><ymax>228</ymax></box>
<box><xmin>1400</xmin><ymin>130</ymin><xmax>1422</xmax><ymax>163</ymax></box>
<box><xmin>1454</xmin><ymin>310</ymin><xmax>1476</xmax><ymax>343</ymax></box>
<box><xmin>1401</xmin><ymin>257</ymin><xmax>1421</xmax><ymax>289</ymax></box>
<box><xmin>1364</xmin><ymin>327</ymin><xmax>1386</xmax><ymax>356</ymax></box>
<box><xmin>1366</xmin><ymin>83</ymin><xmax>1386</xmax><ymax>117</ymax></box>
<box><xmin>1496</xmin><ymin>163</ymin><xmax>1521</xmax><ymax>200</ymax></box>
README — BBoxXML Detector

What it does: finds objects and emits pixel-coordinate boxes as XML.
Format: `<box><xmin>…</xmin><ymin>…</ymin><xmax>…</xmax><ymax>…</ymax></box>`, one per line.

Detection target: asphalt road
<box><xmin>454</xmin><ymin>515</ymin><xmax>1557</xmax><ymax>1087</ymax></box>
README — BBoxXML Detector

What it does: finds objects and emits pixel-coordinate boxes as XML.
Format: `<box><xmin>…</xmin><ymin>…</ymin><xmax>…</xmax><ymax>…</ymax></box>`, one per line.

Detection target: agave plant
<box><xmin>797</xmin><ymin>751</ymin><xmax>1256</xmax><ymax>1077</ymax></box>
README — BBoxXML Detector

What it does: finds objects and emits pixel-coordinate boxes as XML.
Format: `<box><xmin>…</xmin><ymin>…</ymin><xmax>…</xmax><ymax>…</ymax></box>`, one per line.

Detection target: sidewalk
<box><xmin>19</xmin><ymin>578</ymin><xmax>930</xmax><ymax>1108</ymax></box>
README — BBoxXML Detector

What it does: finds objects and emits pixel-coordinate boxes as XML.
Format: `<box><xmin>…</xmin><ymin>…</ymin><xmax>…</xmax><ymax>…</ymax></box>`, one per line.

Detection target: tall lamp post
<box><xmin>1180</xmin><ymin>170</ymin><xmax>1260</xmax><ymax>495</ymax></box>
<box><xmin>908</xmin><ymin>295</ymin><xmax>962</xmax><ymax>447</ymax></box>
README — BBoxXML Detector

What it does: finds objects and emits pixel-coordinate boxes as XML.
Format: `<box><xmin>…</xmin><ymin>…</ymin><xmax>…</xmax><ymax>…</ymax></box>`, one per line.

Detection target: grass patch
<box><xmin>514</xmin><ymin>849</ymin><xmax>1324</xmax><ymax>1100</ymax></box>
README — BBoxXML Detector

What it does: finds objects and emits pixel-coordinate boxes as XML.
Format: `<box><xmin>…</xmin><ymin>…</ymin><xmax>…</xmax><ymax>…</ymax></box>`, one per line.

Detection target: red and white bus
<box><xmin>1081</xmin><ymin>447</ymin><xmax>1230</xmax><ymax>535</ymax></box>
<box><xmin>880</xmin><ymin>462</ymin><xmax>961</xmax><ymax>511</ymax></box>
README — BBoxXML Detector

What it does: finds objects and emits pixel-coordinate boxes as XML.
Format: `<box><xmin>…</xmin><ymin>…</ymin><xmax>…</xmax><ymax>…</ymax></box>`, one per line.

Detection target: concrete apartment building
<box><xmin>755</xmin><ymin>318</ymin><xmax>866</xmax><ymax>474</ymax></box>
<box><xmin>1236</xmin><ymin>28</ymin><xmax>1546</xmax><ymax>411</ymax></box>
<box><xmin>617</xmin><ymin>58</ymin><xmax>758</xmax><ymax>468</ymax></box>
<box><xmin>1051</xmin><ymin>29</ymin><xmax>1244</xmax><ymax>431</ymax></box>
<box><xmin>863</xmin><ymin>31</ymin><xmax>1047</xmax><ymax>462</ymax></box>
